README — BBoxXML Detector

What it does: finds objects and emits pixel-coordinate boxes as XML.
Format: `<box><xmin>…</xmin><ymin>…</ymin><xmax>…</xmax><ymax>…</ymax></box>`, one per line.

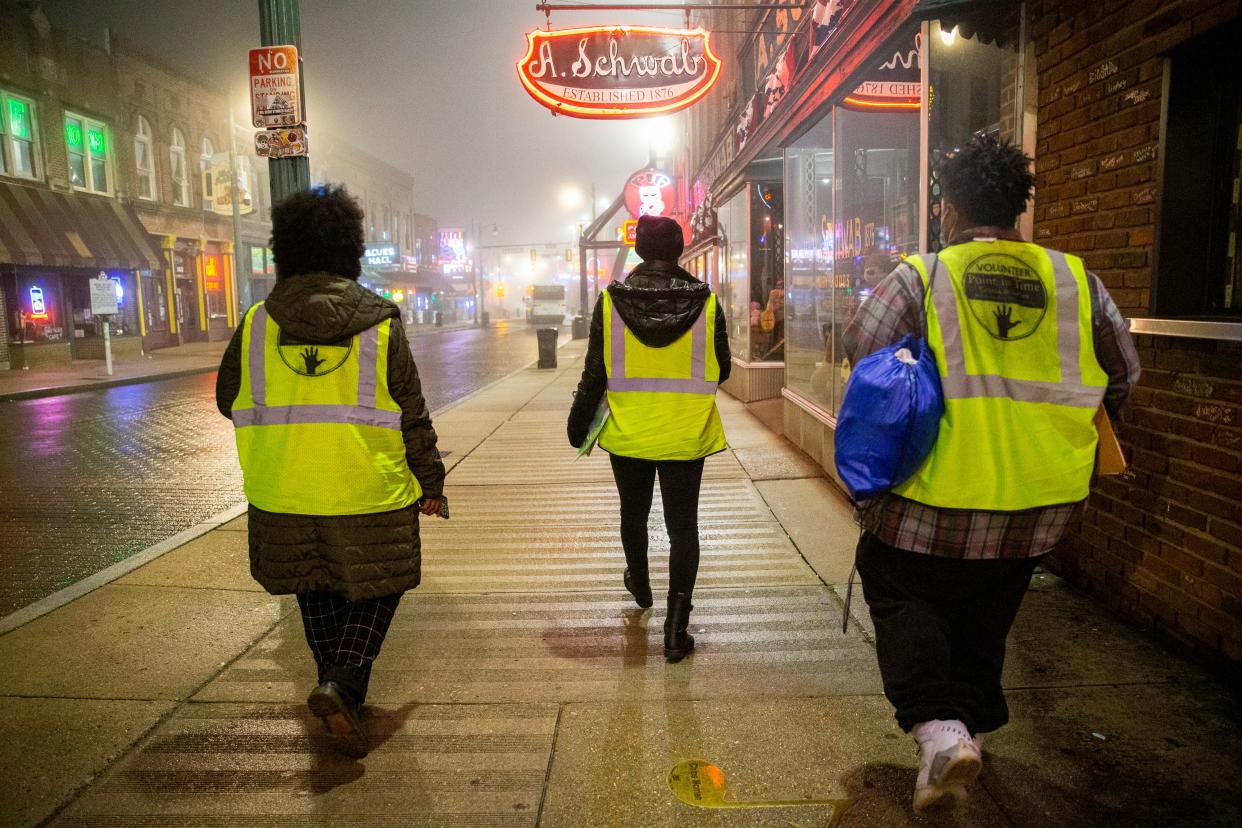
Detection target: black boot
<box><xmin>308</xmin><ymin>681</ymin><xmax>369</xmax><ymax>758</ymax></box>
<box><xmin>663</xmin><ymin>592</ymin><xmax>695</xmax><ymax>662</ymax></box>
<box><xmin>624</xmin><ymin>567</ymin><xmax>653</xmax><ymax>608</ymax></box>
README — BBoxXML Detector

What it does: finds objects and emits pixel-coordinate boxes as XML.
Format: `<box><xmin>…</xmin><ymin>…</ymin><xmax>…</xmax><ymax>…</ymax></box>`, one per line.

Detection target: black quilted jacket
<box><xmin>216</xmin><ymin>272</ymin><xmax>445</xmax><ymax>600</ymax></box>
<box><xmin>567</xmin><ymin>260</ymin><xmax>731</xmax><ymax>448</ymax></box>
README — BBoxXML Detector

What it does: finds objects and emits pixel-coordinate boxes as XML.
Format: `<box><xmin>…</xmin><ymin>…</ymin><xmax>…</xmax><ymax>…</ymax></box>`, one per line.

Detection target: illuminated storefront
<box><xmin>0</xmin><ymin>181</ymin><xmax>160</xmax><ymax>368</ymax></box>
<box><xmin>684</xmin><ymin>0</ymin><xmax>1030</xmax><ymax>433</ymax></box>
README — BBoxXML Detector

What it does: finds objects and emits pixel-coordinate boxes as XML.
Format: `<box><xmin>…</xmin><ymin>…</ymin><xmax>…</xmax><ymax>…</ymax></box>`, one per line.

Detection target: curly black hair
<box><xmin>270</xmin><ymin>184</ymin><xmax>365</xmax><ymax>281</ymax></box>
<box><xmin>940</xmin><ymin>135</ymin><xmax>1035</xmax><ymax>228</ymax></box>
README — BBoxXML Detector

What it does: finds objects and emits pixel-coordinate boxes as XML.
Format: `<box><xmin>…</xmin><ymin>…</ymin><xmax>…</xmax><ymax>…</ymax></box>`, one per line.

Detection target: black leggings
<box><xmin>609</xmin><ymin>453</ymin><xmax>705</xmax><ymax>596</ymax></box>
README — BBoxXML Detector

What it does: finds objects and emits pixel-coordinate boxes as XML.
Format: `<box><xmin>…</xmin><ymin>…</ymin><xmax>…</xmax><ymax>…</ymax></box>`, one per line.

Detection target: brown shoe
<box><xmin>307</xmin><ymin>681</ymin><xmax>369</xmax><ymax>758</ymax></box>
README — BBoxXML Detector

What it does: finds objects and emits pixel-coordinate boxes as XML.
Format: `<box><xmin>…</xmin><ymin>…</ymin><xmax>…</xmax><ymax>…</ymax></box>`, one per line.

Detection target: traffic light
<box><xmin>530</xmin><ymin>248</ymin><xmax>538</xmax><ymax>268</ymax></box>
<box><xmin>565</xmin><ymin>248</ymin><xmax>572</xmax><ymax>263</ymax></box>
<box><xmin>495</xmin><ymin>283</ymin><xmax>505</xmax><ymax>298</ymax></box>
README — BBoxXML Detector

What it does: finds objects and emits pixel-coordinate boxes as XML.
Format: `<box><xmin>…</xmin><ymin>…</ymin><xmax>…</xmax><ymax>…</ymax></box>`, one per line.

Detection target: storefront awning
<box><xmin>913</xmin><ymin>0</ymin><xmax>1021</xmax><ymax>47</ymax></box>
<box><xmin>0</xmin><ymin>182</ymin><xmax>162</xmax><ymax>270</ymax></box>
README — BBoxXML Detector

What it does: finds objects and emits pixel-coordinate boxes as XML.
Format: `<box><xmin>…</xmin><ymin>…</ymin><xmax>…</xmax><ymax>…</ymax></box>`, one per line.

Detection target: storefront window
<box><xmin>749</xmin><ymin>179</ymin><xmax>784</xmax><ymax>362</ymax></box>
<box><xmin>785</xmin><ymin>112</ymin><xmax>837</xmax><ymax>413</ymax></box>
<box><xmin>783</xmin><ymin>98</ymin><xmax>919</xmax><ymax>414</ymax></box>
<box><xmin>716</xmin><ymin>189</ymin><xmax>750</xmax><ymax>362</ymax></box>
<box><xmin>927</xmin><ymin>20</ymin><xmax>1024</xmax><ymax>248</ymax></box>
<box><xmin>7</xmin><ymin>274</ymin><xmax>63</xmax><ymax>343</ymax></box>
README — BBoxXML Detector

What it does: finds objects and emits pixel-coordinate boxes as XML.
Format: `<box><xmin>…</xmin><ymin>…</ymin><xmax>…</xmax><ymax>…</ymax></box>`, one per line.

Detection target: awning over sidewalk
<box><xmin>913</xmin><ymin>0</ymin><xmax>1021</xmax><ymax>47</ymax></box>
<box><xmin>0</xmin><ymin>182</ymin><xmax>162</xmax><ymax>270</ymax></box>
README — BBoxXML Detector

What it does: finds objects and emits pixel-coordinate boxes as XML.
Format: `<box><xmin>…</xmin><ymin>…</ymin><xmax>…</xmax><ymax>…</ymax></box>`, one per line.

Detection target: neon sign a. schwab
<box><xmin>517</xmin><ymin>26</ymin><xmax>722</xmax><ymax>119</ymax></box>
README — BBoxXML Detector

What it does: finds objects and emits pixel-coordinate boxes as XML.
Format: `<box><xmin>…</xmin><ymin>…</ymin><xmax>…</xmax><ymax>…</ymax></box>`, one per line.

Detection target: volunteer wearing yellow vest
<box><xmin>568</xmin><ymin>215</ymin><xmax>730</xmax><ymax>662</ymax></box>
<box><xmin>216</xmin><ymin>185</ymin><xmax>446</xmax><ymax>758</ymax></box>
<box><xmin>842</xmin><ymin>137</ymin><xmax>1140</xmax><ymax>812</ymax></box>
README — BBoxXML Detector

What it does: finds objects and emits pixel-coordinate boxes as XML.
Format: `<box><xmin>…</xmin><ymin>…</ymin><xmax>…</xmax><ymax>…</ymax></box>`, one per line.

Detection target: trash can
<box><xmin>571</xmin><ymin>315</ymin><xmax>589</xmax><ymax>340</ymax></box>
<box><xmin>537</xmin><ymin>328</ymin><xmax>558</xmax><ymax>369</ymax></box>
<box><xmin>434</xmin><ymin>310</ymin><xmax>442</xmax><ymax>327</ymax></box>
<box><xmin>482</xmin><ymin>311</ymin><xmax>490</xmax><ymax>327</ymax></box>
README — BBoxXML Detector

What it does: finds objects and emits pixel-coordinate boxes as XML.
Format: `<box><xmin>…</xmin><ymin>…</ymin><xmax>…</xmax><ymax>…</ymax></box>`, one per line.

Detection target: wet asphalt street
<box><xmin>0</xmin><ymin>320</ymin><xmax>561</xmax><ymax>617</ymax></box>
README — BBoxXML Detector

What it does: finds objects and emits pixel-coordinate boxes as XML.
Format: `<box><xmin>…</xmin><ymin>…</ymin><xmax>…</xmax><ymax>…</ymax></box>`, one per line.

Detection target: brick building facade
<box><xmin>1029</xmin><ymin>0</ymin><xmax>1242</xmax><ymax>674</ymax></box>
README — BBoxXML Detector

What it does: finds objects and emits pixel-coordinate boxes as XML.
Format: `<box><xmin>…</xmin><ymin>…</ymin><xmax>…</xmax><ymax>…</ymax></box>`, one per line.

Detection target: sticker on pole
<box><xmin>249</xmin><ymin>45</ymin><xmax>302</xmax><ymax>128</ymax></box>
<box><xmin>255</xmin><ymin>127</ymin><xmax>308</xmax><ymax>158</ymax></box>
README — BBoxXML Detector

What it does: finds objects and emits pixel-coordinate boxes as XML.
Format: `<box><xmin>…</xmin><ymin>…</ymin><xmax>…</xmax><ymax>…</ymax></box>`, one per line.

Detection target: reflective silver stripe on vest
<box><xmin>357</xmin><ymin>324</ymin><xmax>380</xmax><ymax>407</ymax></box>
<box><xmin>232</xmin><ymin>404</ymin><xmax>402</xmax><ymax>429</ymax></box>
<box><xmin>608</xmin><ymin>299</ymin><xmax>714</xmax><ymax>395</ymax></box>
<box><xmin>924</xmin><ymin>251</ymin><xmax>1102</xmax><ymax>409</ymax></box>
<box><xmin>237</xmin><ymin>313</ymin><xmax>397</xmax><ymax>429</ymax></box>
<box><xmin>249</xmin><ymin>304</ymin><xmax>268</xmax><ymax>406</ymax></box>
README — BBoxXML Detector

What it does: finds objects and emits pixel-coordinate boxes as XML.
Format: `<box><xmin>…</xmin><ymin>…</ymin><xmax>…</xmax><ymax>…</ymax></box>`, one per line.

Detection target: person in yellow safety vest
<box><xmin>842</xmin><ymin>136</ymin><xmax>1140</xmax><ymax>813</ymax></box>
<box><xmin>568</xmin><ymin>215</ymin><xmax>731</xmax><ymax>662</ymax></box>
<box><xmin>215</xmin><ymin>185</ymin><xmax>447</xmax><ymax>758</ymax></box>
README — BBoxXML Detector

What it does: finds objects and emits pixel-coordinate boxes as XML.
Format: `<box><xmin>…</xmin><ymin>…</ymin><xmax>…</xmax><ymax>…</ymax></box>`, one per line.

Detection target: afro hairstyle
<box><xmin>270</xmin><ymin>184</ymin><xmax>365</xmax><ymax>281</ymax></box>
<box><xmin>940</xmin><ymin>134</ymin><xmax>1035</xmax><ymax>228</ymax></box>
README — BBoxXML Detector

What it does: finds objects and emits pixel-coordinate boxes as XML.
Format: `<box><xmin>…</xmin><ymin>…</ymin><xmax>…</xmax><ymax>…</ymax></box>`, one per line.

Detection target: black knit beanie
<box><xmin>634</xmin><ymin>215</ymin><xmax>685</xmax><ymax>263</ymax></box>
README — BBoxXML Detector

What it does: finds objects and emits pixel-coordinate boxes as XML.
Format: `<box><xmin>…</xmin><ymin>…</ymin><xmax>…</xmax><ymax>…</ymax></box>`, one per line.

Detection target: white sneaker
<box><xmin>911</xmin><ymin>719</ymin><xmax>982</xmax><ymax>812</ymax></box>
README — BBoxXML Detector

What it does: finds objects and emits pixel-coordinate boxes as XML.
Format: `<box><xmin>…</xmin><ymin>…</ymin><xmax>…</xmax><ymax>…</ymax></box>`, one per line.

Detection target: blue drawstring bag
<box><xmin>834</xmin><ymin>331</ymin><xmax>944</xmax><ymax>501</ymax></box>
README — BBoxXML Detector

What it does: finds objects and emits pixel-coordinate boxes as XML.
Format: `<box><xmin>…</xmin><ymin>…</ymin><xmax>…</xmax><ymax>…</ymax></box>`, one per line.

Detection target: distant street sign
<box><xmin>89</xmin><ymin>276</ymin><xmax>119</xmax><ymax>316</ymax></box>
<box><xmin>249</xmin><ymin>45</ymin><xmax>302</xmax><ymax>128</ymax></box>
<box><xmin>255</xmin><ymin>127</ymin><xmax>308</xmax><ymax>158</ymax></box>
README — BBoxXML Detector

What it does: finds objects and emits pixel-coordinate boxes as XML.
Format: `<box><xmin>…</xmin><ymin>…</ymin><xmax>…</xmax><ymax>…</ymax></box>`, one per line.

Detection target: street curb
<box><xmin>0</xmin><ymin>365</ymin><xmax>218</xmax><ymax>403</ymax></box>
<box><xmin>0</xmin><ymin>332</ymin><xmax>582</xmax><ymax>636</ymax></box>
<box><xmin>0</xmin><ymin>503</ymin><xmax>249</xmax><ymax>636</ymax></box>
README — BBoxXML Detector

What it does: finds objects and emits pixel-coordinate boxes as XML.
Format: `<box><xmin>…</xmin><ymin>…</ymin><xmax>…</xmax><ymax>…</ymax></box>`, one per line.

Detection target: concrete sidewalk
<box><xmin>2</xmin><ymin>340</ymin><xmax>1239</xmax><ymax>827</ymax></box>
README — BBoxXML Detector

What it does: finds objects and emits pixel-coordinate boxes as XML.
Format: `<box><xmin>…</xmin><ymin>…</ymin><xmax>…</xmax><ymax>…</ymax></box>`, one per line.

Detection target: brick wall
<box><xmin>1031</xmin><ymin>0</ymin><xmax>1242</xmax><ymax>677</ymax></box>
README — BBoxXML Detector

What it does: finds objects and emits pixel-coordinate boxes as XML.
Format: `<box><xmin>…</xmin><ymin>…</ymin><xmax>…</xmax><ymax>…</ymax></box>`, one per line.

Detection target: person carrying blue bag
<box><xmin>838</xmin><ymin>136</ymin><xmax>1141</xmax><ymax>813</ymax></box>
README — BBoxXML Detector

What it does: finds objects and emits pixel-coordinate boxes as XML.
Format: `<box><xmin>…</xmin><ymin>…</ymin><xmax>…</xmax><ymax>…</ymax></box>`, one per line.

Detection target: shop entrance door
<box><xmin>176</xmin><ymin>279</ymin><xmax>201</xmax><ymax>342</ymax></box>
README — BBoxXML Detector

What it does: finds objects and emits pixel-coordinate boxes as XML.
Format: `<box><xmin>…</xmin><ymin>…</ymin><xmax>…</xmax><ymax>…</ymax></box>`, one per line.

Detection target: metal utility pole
<box><xmin>258</xmin><ymin>0</ymin><xmax>309</xmax><ymax>205</ymax></box>
<box><xmin>228</xmin><ymin>110</ymin><xmax>249</xmax><ymax>310</ymax></box>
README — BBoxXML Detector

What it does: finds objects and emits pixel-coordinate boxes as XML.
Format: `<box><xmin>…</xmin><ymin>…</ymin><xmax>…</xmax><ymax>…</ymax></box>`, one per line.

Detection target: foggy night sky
<box><xmin>43</xmin><ymin>0</ymin><xmax>687</xmax><ymax>246</ymax></box>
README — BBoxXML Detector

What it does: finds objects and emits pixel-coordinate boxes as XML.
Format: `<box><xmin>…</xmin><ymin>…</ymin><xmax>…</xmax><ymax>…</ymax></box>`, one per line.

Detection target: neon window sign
<box><xmin>29</xmin><ymin>286</ymin><xmax>48</xmax><ymax>320</ymax></box>
<box><xmin>516</xmin><ymin>26</ymin><xmax>721</xmax><ymax>120</ymax></box>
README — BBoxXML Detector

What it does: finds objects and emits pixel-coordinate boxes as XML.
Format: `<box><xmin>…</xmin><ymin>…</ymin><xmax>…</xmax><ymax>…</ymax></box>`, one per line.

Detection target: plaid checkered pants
<box><xmin>296</xmin><ymin>591</ymin><xmax>402</xmax><ymax>705</ymax></box>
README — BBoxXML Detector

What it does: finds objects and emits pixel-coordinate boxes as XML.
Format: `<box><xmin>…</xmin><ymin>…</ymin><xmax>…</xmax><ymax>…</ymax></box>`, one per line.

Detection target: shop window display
<box><xmin>716</xmin><ymin>189</ymin><xmax>751</xmax><ymax>363</ymax></box>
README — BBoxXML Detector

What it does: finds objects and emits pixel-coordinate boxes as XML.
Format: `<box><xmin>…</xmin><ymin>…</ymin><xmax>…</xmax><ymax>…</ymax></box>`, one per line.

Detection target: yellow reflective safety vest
<box><xmin>599</xmin><ymin>290</ymin><xmax>727</xmax><ymax>460</ymax></box>
<box><xmin>893</xmin><ymin>241</ymin><xmax>1109</xmax><ymax>511</ymax></box>
<box><xmin>231</xmin><ymin>304</ymin><xmax>421</xmax><ymax>515</ymax></box>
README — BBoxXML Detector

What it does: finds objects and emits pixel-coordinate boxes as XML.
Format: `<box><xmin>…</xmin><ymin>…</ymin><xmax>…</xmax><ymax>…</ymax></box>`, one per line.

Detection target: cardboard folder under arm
<box><xmin>1095</xmin><ymin>405</ymin><xmax>1127</xmax><ymax>476</ymax></box>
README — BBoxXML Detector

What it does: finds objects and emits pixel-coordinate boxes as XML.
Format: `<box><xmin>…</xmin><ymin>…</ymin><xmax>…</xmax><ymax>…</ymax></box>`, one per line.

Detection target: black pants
<box><xmin>609</xmin><ymin>453</ymin><xmax>705</xmax><ymax>596</ymax></box>
<box><xmin>296</xmin><ymin>591</ymin><xmax>401</xmax><ymax>706</ymax></box>
<box><xmin>854</xmin><ymin>532</ymin><xmax>1039</xmax><ymax>735</ymax></box>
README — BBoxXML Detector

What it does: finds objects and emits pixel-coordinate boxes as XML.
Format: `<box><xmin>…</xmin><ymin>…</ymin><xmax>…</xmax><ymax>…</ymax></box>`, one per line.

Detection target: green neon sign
<box><xmin>65</xmin><ymin>120</ymin><xmax>83</xmax><ymax>148</ymax></box>
<box><xmin>87</xmin><ymin>129</ymin><xmax>105</xmax><ymax>154</ymax></box>
<box><xmin>7</xmin><ymin>98</ymin><xmax>29</xmax><ymax>139</ymax></box>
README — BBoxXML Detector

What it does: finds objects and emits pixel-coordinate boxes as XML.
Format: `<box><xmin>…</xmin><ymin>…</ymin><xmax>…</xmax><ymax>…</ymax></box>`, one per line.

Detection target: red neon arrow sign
<box><xmin>517</xmin><ymin>26</ymin><xmax>722</xmax><ymax>120</ymax></box>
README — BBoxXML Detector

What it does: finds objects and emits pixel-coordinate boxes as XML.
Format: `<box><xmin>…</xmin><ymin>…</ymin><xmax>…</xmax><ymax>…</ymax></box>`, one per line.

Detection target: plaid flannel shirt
<box><xmin>842</xmin><ymin>234</ymin><xmax>1142</xmax><ymax>560</ymax></box>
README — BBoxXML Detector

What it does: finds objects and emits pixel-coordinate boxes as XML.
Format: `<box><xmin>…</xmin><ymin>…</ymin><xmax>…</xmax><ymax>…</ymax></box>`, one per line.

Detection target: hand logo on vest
<box><xmin>300</xmin><ymin>347</ymin><xmax>325</xmax><ymax>375</ymax></box>
<box><xmin>993</xmin><ymin>305</ymin><xmax>1023</xmax><ymax>339</ymax></box>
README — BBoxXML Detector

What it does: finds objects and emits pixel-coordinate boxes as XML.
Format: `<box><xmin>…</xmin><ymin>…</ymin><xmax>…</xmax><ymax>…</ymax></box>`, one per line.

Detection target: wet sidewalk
<box><xmin>2</xmin><ymin>340</ymin><xmax>1239</xmax><ymax>827</ymax></box>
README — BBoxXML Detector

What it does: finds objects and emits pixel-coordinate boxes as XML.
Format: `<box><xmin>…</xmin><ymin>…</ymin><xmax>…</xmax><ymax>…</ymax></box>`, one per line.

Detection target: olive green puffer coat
<box><xmin>216</xmin><ymin>273</ymin><xmax>445</xmax><ymax>600</ymax></box>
